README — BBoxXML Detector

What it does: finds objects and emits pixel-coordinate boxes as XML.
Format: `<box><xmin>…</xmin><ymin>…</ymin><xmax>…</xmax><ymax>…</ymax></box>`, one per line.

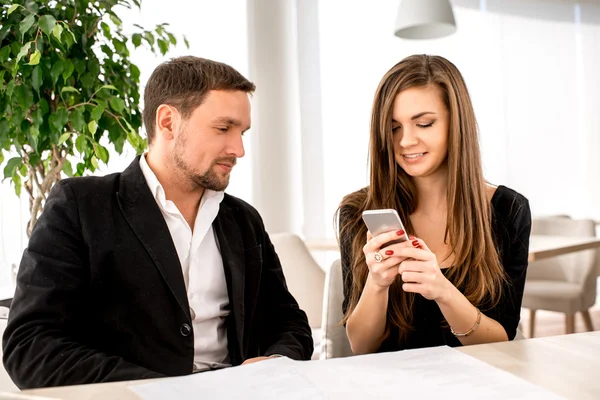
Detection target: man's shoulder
<box><xmin>222</xmin><ymin>193</ymin><xmax>261</xmax><ymax>220</ymax></box>
<box><xmin>53</xmin><ymin>172</ymin><xmax>122</xmax><ymax>199</ymax></box>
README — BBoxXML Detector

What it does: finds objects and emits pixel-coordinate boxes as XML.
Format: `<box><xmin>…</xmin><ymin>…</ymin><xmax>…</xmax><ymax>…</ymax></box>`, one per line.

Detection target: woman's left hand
<box><xmin>395</xmin><ymin>237</ymin><xmax>453</xmax><ymax>302</ymax></box>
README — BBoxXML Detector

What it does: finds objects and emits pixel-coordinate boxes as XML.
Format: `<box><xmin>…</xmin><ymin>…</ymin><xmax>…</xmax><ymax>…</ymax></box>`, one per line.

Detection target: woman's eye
<box><xmin>417</xmin><ymin>122</ymin><xmax>434</xmax><ymax>128</ymax></box>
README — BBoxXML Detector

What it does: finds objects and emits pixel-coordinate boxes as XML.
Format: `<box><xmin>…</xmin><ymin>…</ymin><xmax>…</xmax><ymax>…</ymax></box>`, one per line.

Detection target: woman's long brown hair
<box><xmin>337</xmin><ymin>55</ymin><xmax>504</xmax><ymax>344</ymax></box>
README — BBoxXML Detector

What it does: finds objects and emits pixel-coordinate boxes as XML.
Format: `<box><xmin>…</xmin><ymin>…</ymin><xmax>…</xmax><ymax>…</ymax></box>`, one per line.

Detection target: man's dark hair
<box><xmin>143</xmin><ymin>56</ymin><xmax>256</xmax><ymax>143</ymax></box>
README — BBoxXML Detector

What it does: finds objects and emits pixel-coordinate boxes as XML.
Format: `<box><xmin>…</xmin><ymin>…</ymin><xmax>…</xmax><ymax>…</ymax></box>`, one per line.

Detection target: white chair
<box><xmin>320</xmin><ymin>259</ymin><xmax>352</xmax><ymax>359</ymax></box>
<box><xmin>1</xmin><ymin>307</ymin><xmax>20</xmax><ymax>392</ymax></box>
<box><xmin>523</xmin><ymin>217</ymin><xmax>597</xmax><ymax>336</ymax></box>
<box><xmin>270</xmin><ymin>233</ymin><xmax>325</xmax><ymax>359</ymax></box>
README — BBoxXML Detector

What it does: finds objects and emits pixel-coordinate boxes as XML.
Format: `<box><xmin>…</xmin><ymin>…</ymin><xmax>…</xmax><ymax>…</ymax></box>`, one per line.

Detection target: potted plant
<box><xmin>0</xmin><ymin>0</ymin><xmax>187</xmax><ymax>236</ymax></box>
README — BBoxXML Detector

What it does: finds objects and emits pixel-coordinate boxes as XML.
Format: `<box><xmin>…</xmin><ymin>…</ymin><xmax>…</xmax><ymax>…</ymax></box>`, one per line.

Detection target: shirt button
<box><xmin>180</xmin><ymin>323</ymin><xmax>191</xmax><ymax>337</ymax></box>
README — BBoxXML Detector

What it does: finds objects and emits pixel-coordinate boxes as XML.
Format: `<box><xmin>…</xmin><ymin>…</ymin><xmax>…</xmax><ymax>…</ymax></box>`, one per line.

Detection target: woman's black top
<box><xmin>339</xmin><ymin>185</ymin><xmax>531</xmax><ymax>351</ymax></box>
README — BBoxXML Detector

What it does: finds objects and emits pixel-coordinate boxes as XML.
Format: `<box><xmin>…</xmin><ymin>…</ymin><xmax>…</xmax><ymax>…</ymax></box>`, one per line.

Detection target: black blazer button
<box><xmin>180</xmin><ymin>323</ymin><xmax>191</xmax><ymax>337</ymax></box>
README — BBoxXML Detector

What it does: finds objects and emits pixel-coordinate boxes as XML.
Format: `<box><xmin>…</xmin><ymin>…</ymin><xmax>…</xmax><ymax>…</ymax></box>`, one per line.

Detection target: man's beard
<box><xmin>172</xmin><ymin>135</ymin><xmax>236</xmax><ymax>192</ymax></box>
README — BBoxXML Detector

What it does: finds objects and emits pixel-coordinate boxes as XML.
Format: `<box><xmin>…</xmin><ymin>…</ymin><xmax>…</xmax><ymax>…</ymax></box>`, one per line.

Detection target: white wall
<box><xmin>2</xmin><ymin>0</ymin><xmax>600</xmax><ymax>289</ymax></box>
<box><xmin>318</xmin><ymin>0</ymin><xmax>600</xmax><ymax>239</ymax></box>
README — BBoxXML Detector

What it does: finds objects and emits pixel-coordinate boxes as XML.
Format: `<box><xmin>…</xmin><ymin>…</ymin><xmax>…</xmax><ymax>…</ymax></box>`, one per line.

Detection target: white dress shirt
<box><xmin>139</xmin><ymin>155</ymin><xmax>230</xmax><ymax>371</ymax></box>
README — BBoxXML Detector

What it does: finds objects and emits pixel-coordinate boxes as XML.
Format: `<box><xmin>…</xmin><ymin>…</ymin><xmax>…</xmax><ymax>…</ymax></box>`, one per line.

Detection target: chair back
<box><xmin>320</xmin><ymin>259</ymin><xmax>353</xmax><ymax>359</ymax></box>
<box><xmin>270</xmin><ymin>233</ymin><xmax>325</xmax><ymax>329</ymax></box>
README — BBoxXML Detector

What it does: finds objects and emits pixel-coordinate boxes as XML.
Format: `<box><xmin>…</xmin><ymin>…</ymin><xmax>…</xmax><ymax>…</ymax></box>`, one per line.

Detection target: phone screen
<box><xmin>362</xmin><ymin>209</ymin><xmax>410</xmax><ymax>245</ymax></box>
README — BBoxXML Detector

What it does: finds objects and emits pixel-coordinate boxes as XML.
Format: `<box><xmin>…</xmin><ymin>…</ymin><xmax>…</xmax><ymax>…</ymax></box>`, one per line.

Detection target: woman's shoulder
<box><xmin>489</xmin><ymin>185</ymin><xmax>531</xmax><ymax>240</ymax></box>
<box><xmin>490</xmin><ymin>185</ymin><xmax>530</xmax><ymax>216</ymax></box>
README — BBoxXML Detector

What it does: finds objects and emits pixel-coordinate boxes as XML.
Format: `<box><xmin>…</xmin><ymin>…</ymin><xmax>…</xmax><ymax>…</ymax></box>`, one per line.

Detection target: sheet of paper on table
<box><xmin>129</xmin><ymin>345</ymin><xmax>564</xmax><ymax>399</ymax></box>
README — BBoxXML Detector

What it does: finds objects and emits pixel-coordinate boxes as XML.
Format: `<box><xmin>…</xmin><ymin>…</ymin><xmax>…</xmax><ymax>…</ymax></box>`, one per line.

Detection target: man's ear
<box><xmin>155</xmin><ymin>105</ymin><xmax>180</xmax><ymax>140</ymax></box>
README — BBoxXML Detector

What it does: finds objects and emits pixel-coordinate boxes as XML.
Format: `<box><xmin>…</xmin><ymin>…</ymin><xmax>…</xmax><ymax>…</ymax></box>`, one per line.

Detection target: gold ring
<box><xmin>373</xmin><ymin>252</ymin><xmax>383</xmax><ymax>263</ymax></box>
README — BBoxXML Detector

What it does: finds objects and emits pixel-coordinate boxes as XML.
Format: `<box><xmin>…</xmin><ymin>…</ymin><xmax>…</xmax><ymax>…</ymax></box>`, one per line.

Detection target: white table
<box><xmin>305</xmin><ymin>235</ymin><xmax>600</xmax><ymax>262</ymax></box>
<box><xmin>12</xmin><ymin>331</ymin><xmax>600</xmax><ymax>400</ymax></box>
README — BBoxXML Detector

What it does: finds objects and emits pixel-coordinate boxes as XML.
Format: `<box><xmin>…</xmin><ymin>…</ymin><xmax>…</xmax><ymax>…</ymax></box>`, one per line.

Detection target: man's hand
<box><xmin>241</xmin><ymin>356</ymin><xmax>272</xmax><ymax>365</ymax></box>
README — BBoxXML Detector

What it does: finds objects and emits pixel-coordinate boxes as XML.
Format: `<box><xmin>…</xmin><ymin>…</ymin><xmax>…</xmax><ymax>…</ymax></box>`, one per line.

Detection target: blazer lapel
<box><xmin>213</xmin><ymin>203</ymin><xmax>245</xmax><ymax>355</ymax></box>
<box><xmin>116</xmin><ymin>157</ymin><xmax>190</xmax><ymax>320</ymax></box>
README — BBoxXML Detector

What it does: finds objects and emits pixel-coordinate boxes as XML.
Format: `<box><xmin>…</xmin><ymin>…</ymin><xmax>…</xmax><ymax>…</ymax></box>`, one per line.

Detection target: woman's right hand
<box><xmin>363</xmin><ymin>230</ymin><xmax>415</xmax><ymax>289</ymax></box>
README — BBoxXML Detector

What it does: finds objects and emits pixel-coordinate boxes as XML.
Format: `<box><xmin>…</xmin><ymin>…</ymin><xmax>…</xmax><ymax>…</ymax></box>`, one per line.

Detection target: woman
<box><xmin>337</xmin><ymin>54</ymin><xmax>531</xmax><ymax>355</ymax></box>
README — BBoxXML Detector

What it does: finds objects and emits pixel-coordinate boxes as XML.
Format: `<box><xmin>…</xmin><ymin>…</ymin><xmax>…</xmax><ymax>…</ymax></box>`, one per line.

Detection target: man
<box><xmin>2</xmin><ymin>56</ymin><xmax>313</xmax><ymax>389</ymax></box>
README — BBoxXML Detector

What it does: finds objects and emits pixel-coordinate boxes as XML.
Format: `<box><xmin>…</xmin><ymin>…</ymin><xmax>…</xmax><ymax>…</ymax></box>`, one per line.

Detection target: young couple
<box><xmin>3</xmin><ymin>54</ymin><xmax>529</xmax><ymax>389</ymax></box>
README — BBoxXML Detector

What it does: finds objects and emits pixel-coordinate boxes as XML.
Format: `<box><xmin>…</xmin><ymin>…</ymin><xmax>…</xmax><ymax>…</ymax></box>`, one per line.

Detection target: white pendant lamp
<box><xmin>394</xmin><ymin>0</ymin><xmax>457</xmax><ymax>40</ymax></box>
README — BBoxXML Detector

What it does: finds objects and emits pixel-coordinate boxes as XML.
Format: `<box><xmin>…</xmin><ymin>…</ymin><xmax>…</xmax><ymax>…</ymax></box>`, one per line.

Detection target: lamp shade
<box><xmin>394</xmin><ymin>0</ymin><xmax>457</xmax><ymax>40</ymax></box>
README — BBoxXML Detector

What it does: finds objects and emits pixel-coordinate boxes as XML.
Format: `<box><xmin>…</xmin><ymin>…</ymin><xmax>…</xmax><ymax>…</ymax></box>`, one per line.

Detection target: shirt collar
<box><xmin>139</xmin><ymin>154</ymin><xmax>225</xmax><ymax>210</ymax></box>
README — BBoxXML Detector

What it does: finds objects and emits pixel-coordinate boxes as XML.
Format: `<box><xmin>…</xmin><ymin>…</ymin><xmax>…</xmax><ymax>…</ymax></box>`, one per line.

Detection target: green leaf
<box><xmin>7</xmin><ymin>4</ymin><xmax>20</xmax><ymax>15</ymax></box>
<box><xmin>130</xmin><ymin>64</ymin><xmax>140</xmax><ymax>81</ymax></box>
<box><xmin>132</xmin><ymin>33</ymin><xmax>142</xmax><ymax>47</ymax></box>
<box><xmin>0</xmin><ymin>152</ymin><xmax>4</xmax><ymax>165</ymax></box>
<box><xmin>167</xmin><ymin>33</ymin><xmax>177</xmax><ymax>45</ymax></box>
<box><xmin>12</xmin><ymin>173</ymin><xmax>21</xmax><ymax>197</ymax></box>
<box><xmin>61</xmin><ymin>86</ymin><xmax>79</xmax><ymax>94</ymax></box>
<box><xmin>95</xmin><ymin>145</ymin><xmax>109</xmax><ymax>164</ymax></box>
<box><xmin>80</xmin><ymin>73</ymin><xmax>95</xmax><ymax>89</ymax></box>
<box><xmin>14</xmin><ymin>85</ymin><xmax>34</xmax><ymax>109</ymax></box>
<box><xmin>112</xmin><ymin>38</ymin><xmax>125</xmax><ymax>54</ymax></box>
<box><xmin>100</xmin><ymin>85</ymin><xmax>118</xmax><ymax>91</ymax></box>
<box><xmin>157</xmin><ymin>39</ymin><xmax>168</xmax><ymax>56</ymax></box>
<box><xmin>39</xmin><ymin>98</ymin><xmax>49</xmax><ymax>114</ymax></box>
<box><xmin>101</xmin><ymin>22</ymin><xmax>112</xmax><ymax>39</ymax></box>
<box><xmin>91</xmin><ymin>105</ymin><xmax>104</xmax><ymax>121</ymax></box>
<box><xmin>58</xmin><ymin>133</ymin><xmax>70</xmax><ymax>145</ymax></box>
<box><xmin>76</xmin><ymin>162</ymin><xmax>85</xmax><ymax>176</ymax></box>
<box><xmin>62</xmin><ymin>159</ymin><xmax>73</xmax><ymax>177</ymax></box>
<box><xmin>70</xmin><ymin>108</ymin><xmax>85</xmax><ymax>132</ymax></box>
<box><xmin>19</xmin><ymin>14</ymin><xmax>36</xmax><ymax>39</ymax></box>
<box><xmin>16</xmin><ymin>42</ymin><xmax>31</xmax><ymax>63</ymax></box>
<box><xmin>50</xmin><ymin>107</ymin><xmax>68</xmax><ymax>131</ymax></box>
<box><xmin>144</xmin><ymin>31</ymin><xmax>155</xmax><ymax>46</ymax></box>
<box><xmin>88</xmin><ymin>120</ymin><xmax>98</xmax><ymax>135</ymax></box>
<box><xmin>52</xmin><ymin>23</ymin><xmax>63</xmax><ymax>41</ymax></box>
<box><xmin>3</xmin><ymin>157</ymin><xmax>21</xmax><ymax>180</ymax></box>
<box><xmin>184</xmin><ymin>35</ymin><xmax>190</xmax><ymax>49</ymax></box>
<box><xmin>62</xmin><ymin>59</ymin><xmax>74</xmax><ymax>81</ymax></box>
<box><xmin>90</xmin><ymin>155</ymin><xmax>98</xmax><ymax>169</ymax></box>
<box><xmin>109</xmin><ymin>97</ymin><xmax>125</xmax><ymax>113</ymax></box>
<box><xmin>75</xmin><ymin>135</ymin><xmax>86</xmax><ymax>153</ymax></box>
<box><xmin>31</xmin><ymin>66</ymin><xmax>42</xmax><ymax>95</ymax></box>
<box><xmin>6</xmin><ymin>80</ymin><xmax>16</xmax><ymax>97</ymax></box>
<box><xmin>32</xmin><ymin>106</ymin><xmax>43</xmax><ymax>127</ymax></box>
<box><xmin>28</xmin><ymin>153</ymin><xmax>41</xmax><ymax>167</ymax></box>
<box><xmin>28</xmin><ymin>126</ymin><xmax>39</xmax><ymax>152</ymax></box>
<box><xmin>50</xmin><ymin>59</ymin><xmax>64</xmax><ymax>84</ymax></box>
<box><xmin>39</xmin><ymin>15</ymin><xmax>56</xmax><ymax>36</ymax></box>
<box><xmin>0</xmin><ymin>46</ymin><xmax>10</xmax><ymax>63</ymax></box>
<box><xmin>110</xmin><ymin>14</ymin><xmax>122</xmax><ymax>26</ymax></box>
<box><xmin>28</xmin><ymin>49</ymin><xmax>41</xmax><ymax>65</ymax></box>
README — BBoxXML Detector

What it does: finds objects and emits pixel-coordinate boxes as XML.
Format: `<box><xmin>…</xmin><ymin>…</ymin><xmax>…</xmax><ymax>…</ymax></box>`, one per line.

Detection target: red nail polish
<box><xmin>396</xmin><ymin>230</ymin><xmax>405</xmax><ymax>236</ymax></box>
<box><xmin>385</xmin><ymin>250</ymin><xmax>394</xmax><ymax>256</ymax></box>
<box><xmin>412</xmin><ymin>240</ymin><xmax>419</xmax><ymax>247</ymax></box>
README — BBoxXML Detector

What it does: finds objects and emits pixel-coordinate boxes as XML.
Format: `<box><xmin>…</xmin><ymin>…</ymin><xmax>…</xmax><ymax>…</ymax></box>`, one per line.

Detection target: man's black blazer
<box><xmin>2</xmin><ymin>157</ymin><xmax>313</xmax><ymax>389</ymax></box>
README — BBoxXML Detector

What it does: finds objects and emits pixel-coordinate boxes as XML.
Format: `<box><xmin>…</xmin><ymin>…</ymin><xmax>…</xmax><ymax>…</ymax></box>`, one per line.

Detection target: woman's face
<box><xmin>392</xmin><ymin>84</ymin><xmax>450</xmax><ymax>178</ymax></box>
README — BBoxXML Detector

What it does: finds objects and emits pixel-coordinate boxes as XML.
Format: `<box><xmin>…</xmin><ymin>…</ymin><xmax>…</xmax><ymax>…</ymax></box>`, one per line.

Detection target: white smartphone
<box><xmin>362</xmin><ymin>209</ymin><xmax>410</xmax><ymax>246</ymax></box>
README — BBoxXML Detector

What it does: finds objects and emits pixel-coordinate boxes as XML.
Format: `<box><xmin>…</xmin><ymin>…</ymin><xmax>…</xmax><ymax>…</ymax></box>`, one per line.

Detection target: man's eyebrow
<box><xmin>212</xmin><ymin>117</ymin><xmax>242</xmax><ymax>126</ymax></box>
<box><xmin>212</xmin><ymin>116</ymin><xmax>251</xmax><ymax>132</ymax></box>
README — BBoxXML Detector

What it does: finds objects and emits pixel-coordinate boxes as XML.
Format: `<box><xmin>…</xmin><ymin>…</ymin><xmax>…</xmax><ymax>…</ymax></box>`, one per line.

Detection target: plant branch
<box><xmin>67</xmin><ymin>101</ymin><xmax>96</xmax><ymax>110</ymax></box>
